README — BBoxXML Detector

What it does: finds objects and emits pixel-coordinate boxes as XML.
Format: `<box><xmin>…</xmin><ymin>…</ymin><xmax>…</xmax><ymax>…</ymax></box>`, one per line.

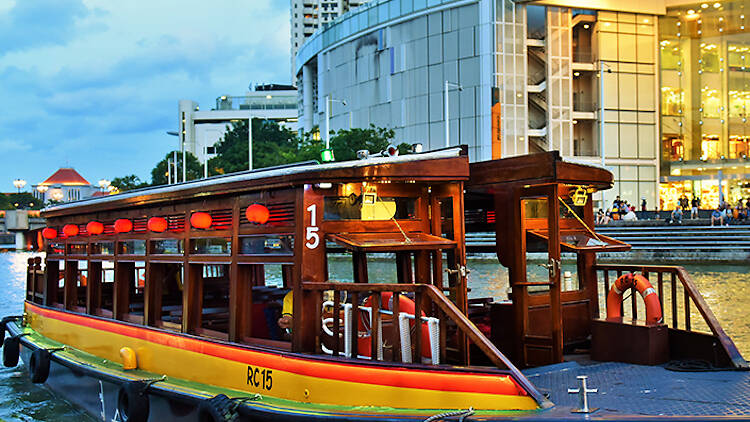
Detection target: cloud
<box><xmin>0</xmin><ymin>0</ymin><xmax>293</xmax><ymax>189</ymax></box>
<box><xmin>0</xmin><ymin>0</ymin><xmax>90</xmax><ymax>55</ymax></box>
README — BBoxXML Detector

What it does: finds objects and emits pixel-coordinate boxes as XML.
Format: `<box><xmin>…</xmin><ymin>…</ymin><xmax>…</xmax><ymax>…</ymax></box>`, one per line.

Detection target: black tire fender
<box><xmin>198</xmin><ymin>394</ymin><xmax>239</xmax><ymax>422</ymax></box>
<box><xmin>117</xmin><ymin>380</ymin><xmax>150</xmax><ymax>422</ymax></box>
<box><xmin>28</xmin><ymin>348</ymin><xmax>51</xmax><ymax>383</ymax></box>
<box><xmin>2</xmin><ymin>336</ymin><xmax>20</xmax><ymax>368</ymax></box>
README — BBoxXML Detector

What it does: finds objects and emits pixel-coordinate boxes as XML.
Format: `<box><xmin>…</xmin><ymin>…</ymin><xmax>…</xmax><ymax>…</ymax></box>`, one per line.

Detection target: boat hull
<box><xmin>5</xmin><ymin>302</ymin><xmax>542</xmax><ymax>421</ymax></box>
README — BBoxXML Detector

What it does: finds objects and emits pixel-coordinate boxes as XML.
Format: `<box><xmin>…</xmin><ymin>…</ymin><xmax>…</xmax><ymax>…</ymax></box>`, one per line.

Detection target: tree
<box><xmin>208</xmin><ymin>119</ymin><xmax>300</xmax><ymax>174</ymax></box>
<box><xmin>151</xmin><ymin>150</ymin><xmax>203</xmax><ymax>185</ymax></box>
<box><xmin>298</xmin><ymin>125</ymin><xmax>410</xmax><ymax>162</ymax></box>
<box><xmin>6</xmin><ymin>193</ymin><xmax>42</xmax><ymax>210</ymax></box>
<box><xmin>110</xmin><ymin>175</ymin><xmax>149</xmax><ymax>192</ymax></box>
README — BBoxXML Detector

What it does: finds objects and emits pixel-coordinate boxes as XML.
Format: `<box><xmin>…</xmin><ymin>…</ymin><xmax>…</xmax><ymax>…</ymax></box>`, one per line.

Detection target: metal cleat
<box><xmin>567</xmin><ymin>375</ymin><xmax>598</xmax><ymax>414</ymax></box>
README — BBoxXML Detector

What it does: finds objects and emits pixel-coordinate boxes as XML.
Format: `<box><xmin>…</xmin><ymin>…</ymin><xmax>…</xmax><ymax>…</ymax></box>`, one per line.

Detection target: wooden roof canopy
<box><xmin>42</xmin><ymin>147</ymin><xmax>469</xmax><ymax>219</ymax></box>
<box><xmin>467</xmin><ymin>151</ymin><xmax>613</xmax><ymax>191</ymax></box>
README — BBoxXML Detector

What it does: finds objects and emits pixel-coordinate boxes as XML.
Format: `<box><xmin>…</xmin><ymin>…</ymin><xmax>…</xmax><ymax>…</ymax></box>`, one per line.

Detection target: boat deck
<box><xmin>523</xmin><ymin>360</ymin><xmax>750</xmax><ymax>418</ymax></box>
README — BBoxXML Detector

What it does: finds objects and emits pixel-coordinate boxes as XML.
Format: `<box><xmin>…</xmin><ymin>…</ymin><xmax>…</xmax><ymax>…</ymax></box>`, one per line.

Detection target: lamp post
<box><xmin>166</xmin><ymin>130</ymin><xmax>182</xmax><ymax>182</ymax></box>
<box><xmin>98</xmin><ymin>179</ymin><xmax>111</xmax><ymax>192</ymax></box>
<box><xmin>36</xmin><ymin>185</ymin><xmax>48</xmax><ymax>202</ymax></box>
<box><xmin>12</xmin><ymin>179</ymin><xmax>26</xmax><ymax>193</ymax></box>
<box><xmin>598</xmin><ymin>62</ymin><xmax>612</xmax><ymax>167</ymax></box>
<box><xmin>324</xmin><ymin>95</ymin><xmax>347</xmax><ymax>161</ymax></box>
<box><xmin>249</xmin><ymin>117</ymin><xmax>253</xmax><ymax>171</ymax></box>
<box><xmin>444</xmin><ymin>81</ymin><xmax>463</xmax><ymax>148</ymax></box>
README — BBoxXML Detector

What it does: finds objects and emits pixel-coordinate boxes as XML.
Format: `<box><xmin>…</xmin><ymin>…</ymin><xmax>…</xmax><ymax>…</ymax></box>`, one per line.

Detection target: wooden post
<box><xmin>183</xmin><ymin>263</ymin><xmax>203</xmax><ymax>333</ymax></box>
<box><xmin>44</xmin><ymin>260</ymin><xmax>60</xmax><ymax>306</ymax></box>
<box><xmin>228</xmin><ymin>198</ymin><xmax>242</xmax><ymax>342</ymax></box>
<box><xmin>548</xmin><ymin>184</ymin><xmax>563</xmax><ymax>364</ymax></box>
<box><xmin>144</xmin><ymin>262</ymin><xmax>163</xmax><ymax>326</ymax></box>
<box><xmin>114</xmin><ymin>261</ymin><xmax>133</xmax><ymax>320</ymax></box>
<box><xmin>295</xmin><ymin>185</ymin><xmax>325</xmax><ymax>353</ymax></box>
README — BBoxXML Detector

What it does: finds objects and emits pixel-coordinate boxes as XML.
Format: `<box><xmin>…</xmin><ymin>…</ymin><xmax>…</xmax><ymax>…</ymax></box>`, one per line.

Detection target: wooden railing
<box><xmin>596</xmin><ymin>264</ymin><xmax>747</xmax><ymax>368</ymax></box>
<box><xmin>302</xmin><ymin>282</ymin><xmax>549</xmax><ymax>407</ymax></box>
<box><xmin>26</xmin><ymin>257</ymin><xmax>44</xmax><ymax>303</ymax></box>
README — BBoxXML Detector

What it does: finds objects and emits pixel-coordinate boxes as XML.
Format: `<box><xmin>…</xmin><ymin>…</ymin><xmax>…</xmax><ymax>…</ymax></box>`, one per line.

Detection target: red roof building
<box><xmin>40</xmin><ymin>168</ymin><xmax>91</xmax><ymax>186</ymax></box>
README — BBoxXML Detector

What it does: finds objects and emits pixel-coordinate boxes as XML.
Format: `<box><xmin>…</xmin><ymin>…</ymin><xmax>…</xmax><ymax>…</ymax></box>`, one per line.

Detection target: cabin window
<box><xmin>67</xmin><ymin>243</ymin><xmax>87</xmax><ymax>255</ymax></box>
<box><xmin>48</xmin><ymin>242</ymin><xmax>64</xmax><ymax>256</ymax></box>
<box><xmin>90</xmin><ymin>260</ymin><xmax>115</xmax><ymax>317</ymax></box>
<box><xmin>191</xmin><ymin>237</ymin><xmax>231</xmax><ymax>255</ymax></box>
<box><xmin>114</xmin><ymin>261</ymin><xmax>145</xmax><ymax>324</ymax></box>
<box><xmin>198</xmin><ymin>264</ymin><xmax>230</xmax><ymax>339</ymax></box>
<box><xmin>119</xmin><ymin>240</ymin><xmax>146</xmax><ymax>255</ymax></box>
<box><xmin>240</xmin><ymin>235</ymin><xmax>294</xmax><ymax>256</ymax></box>
<box><xmin>91</xmin><ymin>242</ymin><xmax>114</xmax><ymax>255</ymax></box>
<box><xmin>524</xmin><ymin>198</ymin><xmax>549</xmax><ymax>219</ymax></box>
<box><xmin>47</xmin><ymin>260</ymin><xmax>64</xmax><ymax>307</ymax></box>
<box><xmin>146</xmin><ymin>262</ymin><xmax>184</xmax><ymax>331</ymax></box>
<box><xmin>151</xmin><ymin>239</ymin><xmax>184</xmax><ymax>255</ymax></box>
<box><xmin>74</xmin><ymin>260</ymin><xmax>87</xmax><ymax>312</ymax></box>
<box><xmin>240</xmin><ymin>263</ymin><xmax>293</xmax><ymax>343</ymax></box>
<box><xmin>323</xmin><ymin>196</ymin><xmax>417</xmax><ymax>220</ymax></box>
<box><xmin>129</xmin><ymin>261</ymin><xmax>146</xmax><ymax>322</ymax></box>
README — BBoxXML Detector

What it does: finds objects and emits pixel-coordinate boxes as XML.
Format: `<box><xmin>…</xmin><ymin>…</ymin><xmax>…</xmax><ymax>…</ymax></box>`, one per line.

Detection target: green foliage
<box><xmin>208</xmin><ymin>119</ymin><xmax>300</xmax><ymax>174</ymax></box>
<box><xmin>5</xmin><ymin>193</ymin><xmax>42</xmax><ymax>210</ymax></box>
<box><xmin>0</xmin><ymin>194</ymin><xmax>14</xmax><ymax>210</ymax></box>
<box><xmin>111</xmin><ymin>174</ymin><xmax>149</xmax><ymax>192</ymax></box>
<box><xmin>151</xmin><ymin>150</ymin><xmax>203</xmax><ymax>185</ymax></box>
<box><xmin>298</xmin><ymin>125</ymin><xmax>410</xmax><ymax>162</ymax></box>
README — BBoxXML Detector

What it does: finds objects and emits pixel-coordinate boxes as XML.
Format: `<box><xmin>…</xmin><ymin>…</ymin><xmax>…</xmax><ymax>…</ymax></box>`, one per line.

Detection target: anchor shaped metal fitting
<box><xmin>567</xmin><ymin>375</ymin><xmax>598</xmax><ymax>413</ymax></box>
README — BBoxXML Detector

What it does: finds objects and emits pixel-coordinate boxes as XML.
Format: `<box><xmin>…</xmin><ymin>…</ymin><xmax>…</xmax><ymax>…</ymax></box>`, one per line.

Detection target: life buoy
<box><xmin>3</xmin><ymin>336</ymin><xmax>20</xmax><ymax>367</ymax></box>
<box><xmin>607</xmin><ymin>273</ymin><xmax>663</xmax><ymax>325</ymax></box>
<box><xmin>360</xmin><ymin>292</ymin><xmax>432</xmax><ymax>359</ymax></box>
<box><xmin>198</xmin><ymin>394</ymin><xmax>239</xmax><ymax>422</ymax></box>
<box><xmin>29</xmin><ymin>348</ymin><xmax>51</xmax><ymax>383</ymax></box>
<box><xmin>117</xmin><ymin>380</ymin><xmax>150</xmax><ymax>422</ymax></box>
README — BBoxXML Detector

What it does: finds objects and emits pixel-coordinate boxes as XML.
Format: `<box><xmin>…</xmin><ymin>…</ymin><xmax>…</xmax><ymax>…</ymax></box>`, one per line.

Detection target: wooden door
<box><xmin>514</xmin><ymin>184</ymin><xmax>563</xmax><ymax>367</ymax></box>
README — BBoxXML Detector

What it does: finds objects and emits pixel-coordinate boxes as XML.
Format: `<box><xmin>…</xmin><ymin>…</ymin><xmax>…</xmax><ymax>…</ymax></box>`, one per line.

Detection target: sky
<box><xmin>0</xmin><ymin>0</ymin><xmax>290</xmax><ymax>191</ymax></box>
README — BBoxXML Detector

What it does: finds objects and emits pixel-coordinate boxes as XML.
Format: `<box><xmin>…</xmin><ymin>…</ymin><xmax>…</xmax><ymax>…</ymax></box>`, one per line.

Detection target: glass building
<box><xmin>660</xmin><ymin>0</ymin><xmax>749</xmax><ymax>209</ymax></box>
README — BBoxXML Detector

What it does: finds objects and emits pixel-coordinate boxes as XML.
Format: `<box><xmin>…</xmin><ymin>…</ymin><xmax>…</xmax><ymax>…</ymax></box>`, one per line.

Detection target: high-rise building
<box><xmin>290</xmin><ymin>0</ymin><xmax>370</xmax><ymax>81</ymax></box>
<box><xmin>659</xmin><ymin>1</ymin><xmax>749</xmax><ymax>210</ymax></box>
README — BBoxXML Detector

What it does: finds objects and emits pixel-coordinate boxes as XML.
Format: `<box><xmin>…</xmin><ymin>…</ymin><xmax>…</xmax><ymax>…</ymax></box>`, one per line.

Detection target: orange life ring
<box><xmin>360</xmin><ymin>292</ymin><xmax>432</xmax><ymax>359</ymax></box>
<box><xmin>606</xmin><ymin>273</ymin><xmax>663</xmax><ymax>325</ymax></box>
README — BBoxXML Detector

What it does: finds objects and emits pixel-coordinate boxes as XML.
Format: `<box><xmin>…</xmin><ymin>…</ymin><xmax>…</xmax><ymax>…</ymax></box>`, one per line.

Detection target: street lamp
<box><xmin>324</xmin><ymin>95</ymin><xmax>347</xmax><ymax>162</ymax></box>
<box><xmin>50</xmin><ymin>189</ymin><xmax>64</xmax><ymax>202</ymax></box>
<box><xmin>98</xmin><ymin>179</ymin><xmax>111</xmax><ymax>191</ymax></box>
<box><xmin>166</xmin><ymin>130</ymin><xmax>183</xmax><ymax>183</ymax></box>
<box><xmin>444</xmin><ymin>81</ymin><xmax>463</xmax><ymax>148</ymax></box>
<box><xmin>13</xmin><ymin>179</ymin><xmax>26</xmax><ymax>193</ymax></box>
<box><xmin>598</xmin><ymin>62</ymin><xmax>613</xmax><ymax>167</ymax></box>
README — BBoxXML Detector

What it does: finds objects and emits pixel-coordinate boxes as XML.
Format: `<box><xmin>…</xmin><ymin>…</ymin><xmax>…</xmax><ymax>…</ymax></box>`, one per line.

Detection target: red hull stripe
<box><xmin>27</xmin><ymin>303</ymin><xmax>526</xmax><ymax>396</ymax></box>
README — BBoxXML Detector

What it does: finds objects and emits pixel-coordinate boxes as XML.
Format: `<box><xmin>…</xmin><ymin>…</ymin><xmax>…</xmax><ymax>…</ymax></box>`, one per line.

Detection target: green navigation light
<box><xmin>320</xmin><ymin>148</ymin><xmax>335</xmax><ymax>162</ymax></box>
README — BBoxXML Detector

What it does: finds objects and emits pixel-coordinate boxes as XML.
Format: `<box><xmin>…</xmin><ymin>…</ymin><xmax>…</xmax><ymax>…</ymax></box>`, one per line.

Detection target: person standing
<box><xmin>691</xmin><ymin>196</ymin><xmax>699</xmax><ymax>219</ymax></box>
<box><xmin>641</xmin><ymin>198</ymin><xmax>647</xmax><ymax>212</ymax></box>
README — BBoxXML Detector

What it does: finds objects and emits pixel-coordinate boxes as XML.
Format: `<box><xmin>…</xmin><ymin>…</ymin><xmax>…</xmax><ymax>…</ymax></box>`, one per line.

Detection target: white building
<box><xmin>33</xmin><ymin>168</ymin><xmax>100</xmax><ymax>204</ymax></box>
<box><xmin>177</xmin><ymin>84</ymin><xmax>299</xmax><ymax>165</ymax></box>
<box><xmin>290</xmin><ymin>0</ymin><xmax>371</xmax><ymax>80</ymax></box>
<box><xmin>294</xmin><ymin>0</ymin><xmax>681</xmax><ymax>209</ymax></box>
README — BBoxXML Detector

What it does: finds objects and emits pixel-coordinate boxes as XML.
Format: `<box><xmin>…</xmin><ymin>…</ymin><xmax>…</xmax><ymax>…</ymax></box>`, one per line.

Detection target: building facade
<box><xmin>177</xmin><ymin>84</ymin><xmax>298</xmax><ymax>165</ymax></box>
<box><xmin>659</xmin><ymin>1</ymin><xmax>749</xmax><ymax>210</ymax></box>
<box><xmin>295</xmin><ymin>0</ymin><xmax>678</xmax><ymax>209</ymax></box>
<box><xmin>290</xmin><ymin>0</ymin><xmax>371</xmax><ymax>79</ymax></box>
<box><xmin>32</xmin><ymin>168</ymin><xmax>100</xmax><ymax>204</ymax></box>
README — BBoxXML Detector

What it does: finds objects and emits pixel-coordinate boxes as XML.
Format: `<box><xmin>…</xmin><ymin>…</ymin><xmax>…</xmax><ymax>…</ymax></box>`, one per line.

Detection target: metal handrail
<box><xmin>302</xmin><ymin>281</ymin><xmax>552</xmax><ymax>408</ymax></box>
<box><xmin>595</xmin><ymin>263</ymin><xmax>747</xmax><ymax>368</ymax></box>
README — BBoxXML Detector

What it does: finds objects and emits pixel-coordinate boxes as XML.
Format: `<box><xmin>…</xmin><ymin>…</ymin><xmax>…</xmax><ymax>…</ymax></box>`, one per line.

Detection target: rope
<box><xmin>558</xmin><ymin>197</ymin><xmax>600</xmax><ymax>241</ymax></box>
<box><xmin>665</xmin><ymin>359</ymin><xmax>749</xmax><ymax>372</ymax></box>
<box><xmin>376</xmin><ymin>195</ymin><xmax>411</xmax><ymax>243</ymax></box>
<box><xmin>423</xmin><ymin>407</ymin><xmax>474</xmax><ymax>422</ymax></box>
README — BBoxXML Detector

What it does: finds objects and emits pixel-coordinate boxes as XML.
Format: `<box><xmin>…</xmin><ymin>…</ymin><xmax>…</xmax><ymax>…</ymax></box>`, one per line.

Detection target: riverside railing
<box><xmin>596</xmin><ymin>263</ymin><xmax>747</xmax><ymax>368</ymax></box>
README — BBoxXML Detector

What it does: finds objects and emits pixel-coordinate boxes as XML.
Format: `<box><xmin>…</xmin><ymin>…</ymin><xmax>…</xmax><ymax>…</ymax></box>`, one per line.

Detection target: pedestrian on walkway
<box><xmin>671</xmin><ymin>206</ymin><xmax>683</xmax><ymax>224</ymax></box>
<box><xmin>691</xmin><ymin>196</ymin><xmax>700</xmax><ymax>219</ymax></box>
<box><xmin>711</xmin><ymin>207</ymin><xmax>724</xmax><ymax>226</ymax></box>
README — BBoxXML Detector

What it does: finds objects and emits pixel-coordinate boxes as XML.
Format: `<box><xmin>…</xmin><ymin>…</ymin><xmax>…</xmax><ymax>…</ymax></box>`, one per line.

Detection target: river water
<box><xmin>0</xmin><ymin>252</ymin><xmax>748</xmax><ymax>421</ymax></box>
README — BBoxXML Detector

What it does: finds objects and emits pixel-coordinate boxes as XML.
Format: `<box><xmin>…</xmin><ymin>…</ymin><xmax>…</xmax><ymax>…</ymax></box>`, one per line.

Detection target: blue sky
<box><xmin>0</xmin><ymin>0</ymin><xmax>290</xmax><ymax>191</ymax></box>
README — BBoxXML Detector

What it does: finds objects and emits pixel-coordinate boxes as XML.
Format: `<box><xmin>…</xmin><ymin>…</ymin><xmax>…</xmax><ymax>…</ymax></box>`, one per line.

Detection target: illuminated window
<box><xmin>660</xmin><ymin>39</ymin><xmax>681</xmax><ymax>70</ymax></box>
<box><xmin>661</xmin><ymin>86</ymin><xmax>683</xmax><ymax>115</ymax></box>
<box><xmin>730</xmin><ymin>136</ymin><xmax>750</xmax><ymax>159</ymax></box>
<box><xmin>663</xmin><ymin>135</ymin><xmax>684</xmax><ymax>160</ymax></box>
<box><xmin>701</xmin><ymin>87</ymin><xmax>721</xmax><ymax>117</ymax></box>
<box><xmin>701</xmin><ymin>135</ymin><xmax>721</xmax><ymax>159</ymax></box>
<box><xmin>700</xmin><ymin>43</ymin><xmax>720</xmax><ymax>73</ymax></box>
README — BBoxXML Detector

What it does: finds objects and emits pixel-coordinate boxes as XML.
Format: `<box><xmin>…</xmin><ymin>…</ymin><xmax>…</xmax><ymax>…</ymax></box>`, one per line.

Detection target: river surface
<box><xmin>0</xmin><ymin>252</ymin><xmax>748</xmax><ymax>421</ymax></box>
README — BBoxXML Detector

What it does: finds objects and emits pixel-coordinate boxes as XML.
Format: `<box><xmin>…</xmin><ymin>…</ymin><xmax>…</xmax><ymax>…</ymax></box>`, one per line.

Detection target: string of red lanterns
<box><xmin>43</xmin><ymin>205</ymin><xmax>272</xmax><ymax>242</ymax></box>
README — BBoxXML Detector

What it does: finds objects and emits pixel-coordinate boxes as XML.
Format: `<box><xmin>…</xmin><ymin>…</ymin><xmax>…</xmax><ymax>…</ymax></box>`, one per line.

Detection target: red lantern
<box><xmin>246</xmin><ymin>204</ymin><xmax>270</xmax><ymax>224</ymax></box>
<box><xmin>62</xmin><ymin>224</ymin><xmax>79</xmax><ymax>237</ymax></box>
<box><xmin>86</xmin><ymin>221</ymin><xmax>104</xmax><ymax>235</ymax></box>
<box><xmin>147</xmin><ymin>217</ymin><xmax>168</xmax><ymax>232</ymax></box>
<box><xmin>42</xmin><ymin>228</ymin><xmax>57</xmax><ymax>239</ymax></box>
<box><xmin>190</xmin><ymin>212</ymin><xmax>212</xmax><ymax>229</ymax></box>
<box><xmin>114</xmin><ymin>218</ymin><xmax>133</xmax><ymax>233</ymax></box>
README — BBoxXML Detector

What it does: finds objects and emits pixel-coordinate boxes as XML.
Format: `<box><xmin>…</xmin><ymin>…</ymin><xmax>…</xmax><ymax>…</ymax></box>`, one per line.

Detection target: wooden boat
<box><xmin>2</xmin><ymin>148</ymin><xmax>746</xmax><ymax>421</ymax></box>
